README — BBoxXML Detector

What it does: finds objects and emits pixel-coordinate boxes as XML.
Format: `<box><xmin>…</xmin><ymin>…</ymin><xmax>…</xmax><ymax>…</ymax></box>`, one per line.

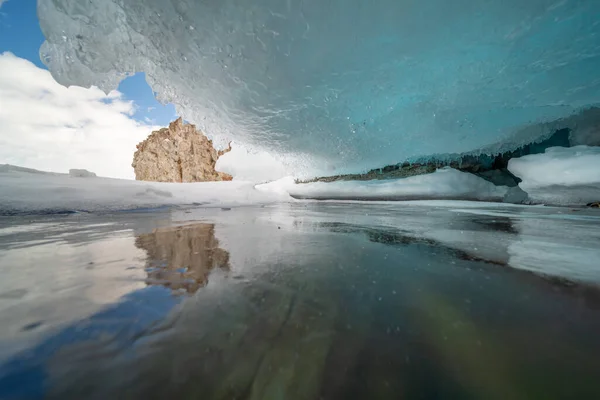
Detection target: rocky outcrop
<box><xmin>132</xmin><ymin>118</ymin><xmax>232</xmax><ymax>182</ymax></box>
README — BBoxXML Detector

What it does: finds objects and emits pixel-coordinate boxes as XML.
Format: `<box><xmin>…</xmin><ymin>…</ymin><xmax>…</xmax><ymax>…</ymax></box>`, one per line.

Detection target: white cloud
<box><xmin>216</xmin><ymin>143</ymin><xmax>290</xmax><ymax>183</ymax></box>
<box><xmin>0</xmin><ymin>52</ymin><xmax>160</xmax><ymax>179</ymax></box>
<box><xmin>0</xmin><ymin>0</ymin><xmax>8</xmax><ymax>10</ymax></box>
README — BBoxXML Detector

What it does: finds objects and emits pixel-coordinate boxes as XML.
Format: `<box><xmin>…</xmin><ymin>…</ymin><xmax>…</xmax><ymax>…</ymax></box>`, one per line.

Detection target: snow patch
<box><xmin>0</xmin><ymin>169</ymin><xmax>283</xmax><ymax>215</ymax></box>
<box><xmin>508</xmin><ymin>146</ymin><xmax>600</xmax><ymax>206</ymax></box>
<box><xmin>284</xmin><ymin>168</ymin><xmax>509</xmax><ymax>202</ymax></box>
<box><xmin>255</xmin><ymin>176</ymin><xmax>296</xmax><ymax>197</ymax></box>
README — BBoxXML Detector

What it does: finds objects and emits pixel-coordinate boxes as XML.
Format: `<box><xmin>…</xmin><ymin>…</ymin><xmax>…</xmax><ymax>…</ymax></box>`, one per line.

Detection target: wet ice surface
<box><xmin>0</xmin><ymin>201</ymin><xmax>600</xmax><ymax>399</ymax></box>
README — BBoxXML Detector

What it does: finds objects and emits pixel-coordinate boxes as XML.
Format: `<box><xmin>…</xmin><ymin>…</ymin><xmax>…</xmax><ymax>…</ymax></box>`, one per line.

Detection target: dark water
<box><xmin>1</xmin><ymin>202</ymin><xmax>600</xmax><ymax>399</ymax></box>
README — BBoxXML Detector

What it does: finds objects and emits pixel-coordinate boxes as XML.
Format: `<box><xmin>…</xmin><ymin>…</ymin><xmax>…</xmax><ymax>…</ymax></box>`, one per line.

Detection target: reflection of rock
<box><xmin>132</xmin><ymin>118</ymin><xmax>232</xmax><ymax>182</ymax></box>
<box><xmin>35</xmin><ymin>207</ymin><xmax>600</xmax><ymax>400</ymax></box>
<box><xmin>135</xmin><ymin>223</ymin><xmax>230</xmax><ymax>293</ymax></box>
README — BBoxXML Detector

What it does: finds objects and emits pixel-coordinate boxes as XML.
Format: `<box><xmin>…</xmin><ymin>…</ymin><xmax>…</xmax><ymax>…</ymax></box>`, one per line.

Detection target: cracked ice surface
<box><xmin>38</xmin><ymin>0</ymin><xmax>600</xmax><ymax>177</ymax></box>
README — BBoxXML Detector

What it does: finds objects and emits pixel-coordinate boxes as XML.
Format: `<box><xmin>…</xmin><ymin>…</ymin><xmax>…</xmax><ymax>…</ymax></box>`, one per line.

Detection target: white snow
<box><xmin>255</xmin><ymin>176</ymin><xmax>296</xmax><ymax>196</ymax></box>
<box><xmin>0</xmin><ymin>166</ymin><xmax>514</xmax><ymax>214</ymax></box>
<box><xmin>280</xmin><ymin>168</ymin><xmax>509</xmax><ymax>202</ymax></box>
<box><xmin>6</xmin><ymin>149</ymin><xmax>600</xmax><ymax>214</ymax></box>
<box><xmin>0</xmin><ymin>168</ymin><xmax>283</xmax><ymax>215</ymax></box>
<box><xmin>508</xmin><ymin>146</ymin><xmax>600</xmax><ymax>205</ymax></box>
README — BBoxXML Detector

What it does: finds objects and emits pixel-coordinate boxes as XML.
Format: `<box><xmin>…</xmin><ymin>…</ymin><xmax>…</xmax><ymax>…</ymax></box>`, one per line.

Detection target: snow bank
<box><xmin>508</xmin><ymin>146</ymin><xmax>600</xmax><ymax>206</ymax></box>
<box><xmin>0</xmin><ymin>169</ymin><xmax>282</xmax><ymax>215</ymax></box>
<box><xmin>1</xmin><ymin>166</ymin><xmax>511</xmax><ymax>214</ymax></box>
<box><xmin>281</xmin><ymin>168</ymin><xmax>509</xmax><ymax>202</ymax></box>
<box><xmin>10</xmin><ymin>149</ymin><xmax>600</xmax><ymax>214</ymax></box>
<box><xmin>255</xmin><ymin>176</ymin><xmax>297</xmax><ymax>197</ymax></box>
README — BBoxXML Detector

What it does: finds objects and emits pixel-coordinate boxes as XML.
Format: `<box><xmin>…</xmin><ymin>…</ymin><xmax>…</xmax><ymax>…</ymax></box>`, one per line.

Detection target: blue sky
<box><xmin>0</xmin><ymin>0</ymin><xmax>176</xmax><ymax>126</ymax></box>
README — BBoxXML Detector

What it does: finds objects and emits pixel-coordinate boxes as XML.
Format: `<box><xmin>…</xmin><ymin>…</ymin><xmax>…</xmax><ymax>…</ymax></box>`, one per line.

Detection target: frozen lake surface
<box><xmin>1</xmin><ymin>201</ymin><xmax>600</xmax><ymax>399</ymax></box>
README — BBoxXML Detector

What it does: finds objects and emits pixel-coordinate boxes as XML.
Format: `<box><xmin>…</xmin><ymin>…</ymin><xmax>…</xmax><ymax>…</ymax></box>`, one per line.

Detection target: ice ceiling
<box><xmin>37</xmin><ymin>0</ymin><xmax>600</xmax><ymax>176</ymax></box>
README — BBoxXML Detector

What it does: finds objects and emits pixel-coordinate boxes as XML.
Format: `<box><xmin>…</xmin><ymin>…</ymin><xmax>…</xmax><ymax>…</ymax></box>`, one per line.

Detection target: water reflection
<box><xmin>1</xmin><ymin>204</ymin><xmax>600</xmax><ymax>399</ymax></box>
<box><xmin>136</xmin><ymin>224</ymin><xmax>230</xmax><ymax>293</ymax></box>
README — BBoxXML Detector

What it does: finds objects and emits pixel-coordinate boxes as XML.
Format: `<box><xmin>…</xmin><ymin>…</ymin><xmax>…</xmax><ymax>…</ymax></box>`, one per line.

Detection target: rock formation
<box><xmin>132</xmin><ymin>118</ymin><xmax>232</xmax><ymax>182</ymax></box>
